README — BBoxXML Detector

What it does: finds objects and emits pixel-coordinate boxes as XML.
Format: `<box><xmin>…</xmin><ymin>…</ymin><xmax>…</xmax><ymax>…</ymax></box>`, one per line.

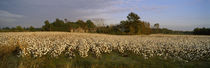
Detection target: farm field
<box><xmin>0</xmin><ymin>32</ymin><xmax>210</xmax><ymax>68</ymax></box>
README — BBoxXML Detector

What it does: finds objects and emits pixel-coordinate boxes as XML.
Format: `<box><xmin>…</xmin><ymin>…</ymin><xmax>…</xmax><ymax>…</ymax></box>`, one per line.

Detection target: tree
<box><xmin>119</xmin><ymin>12</ymin><xmax>151</xmax><ymax>35</ymax></box>
<box><xmin>76</xmin><ymin>20</ymin><xmax>87</xmax><ymax>29</ymax></box>
<box><xmin>64</xmin><ymin>18</ymin><xmax>68</xmax><ymax>23</ymax></box>
<box><xmin>120</xmin><ymin>20</ymin><xmax>129</xmax><ymax>33</ymax></box>
<box><xmin>127</xmin><ymin>12</ymin><xmax>140</xmax><ymax>22</ymax></box>
<box><xmin>2</xmin><ymin>27</ymin><xmax>10</xmax><ymax>30</ymax></box>
<box><xmin>43</xmin><ymin>20</ymin><xmax>50</xmax><ymax>31</ymax></box>
<box><xmin>52</xmin><ymin>18</ymin><xmax>65</xmax><ymax>27</ymax></box>
<box><xmin>92</xmin><ymin>18</ymin><xmax>105</xmax><ymax>27</ymax></box>
<box><xmin>154</xmin><ymin>23</ymin><xmax>159</xmax><ymax>29</ymax></box>
<box><xmin>144</xmin><ymin>22</ymin><xmax>151</xmax><ymax>34</ymax></box>
<box><xmin>193</xmin><ymin>27</ymin><xmax>210</xmax><ymax>35</ymax></box>
<box><xmin>66</xmin><ymin>22</ymin><xmax>79</xmax><ymax>29</ymax></box>
<box><xmin>86</xmin><ymin>20</ymin><xmax>96</xmax><ymax>28</ymax></box>
<box><xmin>16</xmin><ymin>26</ymin><xmax>23</xmax><ymax>31</ymax></box>
<box><xmin>29</xmin><ymin>26</ymin><xmax>35</xmax><ymax>31</ymax></box>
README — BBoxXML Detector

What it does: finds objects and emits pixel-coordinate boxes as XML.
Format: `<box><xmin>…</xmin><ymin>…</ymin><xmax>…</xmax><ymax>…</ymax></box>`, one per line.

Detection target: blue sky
<box><xmin>0</xmin><ymin>0</ymin><xmax>209</xmax><ymax>31</ymax></box>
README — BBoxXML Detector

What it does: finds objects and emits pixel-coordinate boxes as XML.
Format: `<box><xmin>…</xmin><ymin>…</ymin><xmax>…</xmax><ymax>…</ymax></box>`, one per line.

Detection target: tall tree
<box><xmin>42</xmin><ymin>20</ymin><xmax>51</xmax><ymax>31</ymax></box>
<box><xmin>16</xmin><ymin>26</ymin><xmax>23</xmax><ymax>31</ymax></box>
<box><xmin>154</xmin><ymin>23</ymin><xmax>160</xmax><ymax>29</ymax></box>
<box><xmin>76</xmin><ymin>20</ymin><xmax>87</xmax><ymax>29</ymax></box>
<box><xmin>120</xmin><ymin>12</ymin><xmax>151</xmax><ymax>35</ymax></box>
<box><xmin>86</xmin><ymin>20</ymin><xmax>96</xmax><ymax>28</ymax></box>
<box><xmin>52</xmin><ymin>18</ymin><xmax>65</xmax><ymax>27</ymax></box>
<box><xmin>29</xmin><ymin>26</ymin><xmax>35</xmax><ymax>31</ymax></box>
<box><xmin>127</xmin><ymin>12</ymin><xmax>140</xmax><ymax>22</ymax></box>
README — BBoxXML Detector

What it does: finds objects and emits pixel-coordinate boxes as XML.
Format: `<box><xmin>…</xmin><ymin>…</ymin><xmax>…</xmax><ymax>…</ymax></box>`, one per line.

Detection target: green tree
<box><xmin>193</xmin><ymin>27</ymin><xmax>210</xmax><ymax>35</ymax></box>
<box><xmin>120</xmin><ymin>12</ymin><xmax>150</xmax><ymax>35</ymax></box>
<box><xmin>127</xmin><ymin>12</ymin><xmax>140</xmax><ymax>22</ymax></box>
<box><xmin>2</xmin><ymin>27</ymin><xmax>10</xmax><ymax>30</ymax></box>
<box><xmin>76</xmin><ymin>20</ymin><xmax>87</xmax><ymax>29</ymax></box>
<box><xmin>16</xmin><ymin>26</ymin><xmax>23</xmax><ymax>31</ymax></box>
<box><xmin>42</xmin><ymin>20</ymin><xmax>51</xmax><ymax>31</ymax></box>
<box><xmin>52</xmin><ymin>18</ymin><xmax>65</xmax><ymax>27</ymax></box>
<box><xmin>154</xmin><ymin>23</ymin><xmax>159</xmax><ymax>29</ymax></box>
<box><xmin>29</xmin><ymin>26</ymin><xmax>35</xmax><ymax>31</ymax></box>
<box><xmin>86</xmin><ymin>20</ymin><xmax>96</xmax><ymax>28</ymax></box>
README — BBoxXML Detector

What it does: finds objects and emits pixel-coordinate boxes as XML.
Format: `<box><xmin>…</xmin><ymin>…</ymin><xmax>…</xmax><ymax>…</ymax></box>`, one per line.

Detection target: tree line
<box><xmin>96</xmin><ymin>12</ymin><xmax>151</xmax><ymax>35</ymax></box>
<box><xmin>193</xmin><ymin>27</ymin><xmax>210</xmax><ymax>35</ymax></box>
<box><xmin>0</xmin><ymin>26</ymin><xmax>41</xmax><ymax>32</ymax></box>
<box><xmin>42</xmin><ymin>18</ymin><xmax>96</xmax><ymax>32</ymax></box>
<box><xmin>0</xmin><ymin>12</ymin><xmax>209</xmax><ymax>35</ymax></box>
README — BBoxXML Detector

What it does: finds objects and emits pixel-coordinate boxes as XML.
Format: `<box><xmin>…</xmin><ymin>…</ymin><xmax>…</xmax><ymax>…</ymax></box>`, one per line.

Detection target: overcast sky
<box><xmin>0</xmin><ymin>0</ymin><xmax>209</xmax><ymax>31</ymax></box>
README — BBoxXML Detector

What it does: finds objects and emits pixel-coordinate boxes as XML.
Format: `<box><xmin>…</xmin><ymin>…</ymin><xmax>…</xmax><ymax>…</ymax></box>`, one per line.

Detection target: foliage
<box><xmin>41</xmin><ymin>19</ymin><xmax>96</xmax><ymax>32</ymax></box>
<box><xmin>96</xmin><ymin>26</ymin><xmax>122</xmax><ymax>35</ymax></box>
<box><xmin>96</xmin><ymin>12</ymin><xmax>152</xmax><ymax>35</ymax></box>
<box><xmin>0</xmin><ymin>26</ymin><xmax>41</xmax><ymax>32</ymax></box>
<box><xmin>86</xmin><ymin>20</ymin><xmax>96</xmax><ymax>28</ymax></box>
<box><xmin>1</xmin><ymin>50</ymin><xmax>209</xmax><ymax>68</ymax></box>
<box><xmin>16</xmin><ymin>26</ymin><xmax>24</xmax><ymax>32</ymax></box>
<box><xmin>151</xmin><ymin>28</ymin><xmax>192</xmax><ymax>35</ymax></box>
<box><xmin>154</xmin><ymin>23</ymin><xmax>160</xmax><ymax>29</ymax></box>
<box><xmin>42</xmin><ymin>20</ymin><xmax>51</xmax><ymax>31</ymax></box>
<box><xmin>193</xmin><ymin>27</ymin><xmax>210</xmax><ymax>35</ymax></box>
<box><xmin>29</xmin><ymin>26</ymin><xmax>35</xmax><ymax>31</ymax></box>
<box><xmin>151</xmin><ymin>23</ymin><xmax>193</xmax><ymax>35</ymax></box>
<box><xmin>119</xmin><ymin>12</ymin><xmax>151</xmax><ymax>35</ymax></box>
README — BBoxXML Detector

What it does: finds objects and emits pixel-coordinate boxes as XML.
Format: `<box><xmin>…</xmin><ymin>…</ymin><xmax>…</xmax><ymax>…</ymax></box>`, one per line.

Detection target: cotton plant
<box><xmin>0</xmin><ymin>32</ymin><xmax>209</xmax><ymax>61</ymax></box>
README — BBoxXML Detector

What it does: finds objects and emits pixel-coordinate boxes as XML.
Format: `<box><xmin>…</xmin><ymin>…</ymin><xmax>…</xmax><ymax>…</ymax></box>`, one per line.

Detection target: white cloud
<box><xmin>0</xmin><ymin>10</ymin><xmax>24</xmax><ymax>18</ymax></box>
<box><xmin>0</xmin><ymin>0</ymin><xmax>172</xmax><ymax>27</ymax></box>
<box><xmin>0</xmin><ymin>10</ymin><xmax>24</xmax><ymax>27</ymax></box>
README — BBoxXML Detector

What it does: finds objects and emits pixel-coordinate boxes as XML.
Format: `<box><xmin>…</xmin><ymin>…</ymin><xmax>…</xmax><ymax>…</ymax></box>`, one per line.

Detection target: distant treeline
<box><xmin>0</xmin><ymin>26</ymin><xmax>42</xmax><ymax>32</ymax></box>
<box><xmin>96</xmin><ymin>12</ymin><xmax>151</xmax><ymax>35</ymax></box>
<box><xmin>0</xmin><ymin>12</ymin><xmax>209</xmax><ymax>35</ymax></box>
<box><xmin>151</xmin><ymin>28</ymin><xmax>193</xmax><ymax>35</ymax></box>
<box><xmin>42</xmin><ymin>19</ymin><xmax>96</xmax><ymax>32</ymax></box>
<box><xmin>41</xmin><ymin>12</ymin><xmax>152</xmax><ymax>35</ymax></box>
<box><xmin>193</xmin><ymin>27</ymin><xmax>210</xmax><ymax>35</ymax></box>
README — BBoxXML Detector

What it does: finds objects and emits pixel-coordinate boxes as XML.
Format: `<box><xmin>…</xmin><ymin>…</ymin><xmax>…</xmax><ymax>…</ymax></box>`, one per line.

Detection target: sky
<box><xmin>0</xmin><ymin>0</ymin><xmax>209</xmax><ymax>31</ymax></box>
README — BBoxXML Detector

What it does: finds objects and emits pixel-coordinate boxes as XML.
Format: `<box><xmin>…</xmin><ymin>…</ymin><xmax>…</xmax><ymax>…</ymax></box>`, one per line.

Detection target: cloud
<box><xmin>0</xmin><ymin>0</ymin><xmax>169</xmax><ymax>21</ymax></box>
<box><xmin>0</xmin><ymin>10</ymin><xmax>24</xmax><ymax>27</ymax></box>
<box><xmin>140</xmin><ymin>6</ymin><xmax>169</xmax><ymax>11</ymax></box>
<box><xmin>0</xmin><ymin>0</ymin><xmax>155</xmax><ymax>20</ymax></box>
<box><xmin>0</xmin><ymin>10</ymin><xmax>24</xmax><ymax>18</ymax></box>
<box><xmin>0</xmin><ymin>0</ymin><xmax>206</xmax><ymax>31</ymax></box>
<box><xmin>0</xmin><ymin>0</ymin><xmax>170</xmax><ymax>27</ymax></box>
<box><xmin>0</xmin><ymin>0</ymin><xmax>130</xmax><ymax>27</ymax></box>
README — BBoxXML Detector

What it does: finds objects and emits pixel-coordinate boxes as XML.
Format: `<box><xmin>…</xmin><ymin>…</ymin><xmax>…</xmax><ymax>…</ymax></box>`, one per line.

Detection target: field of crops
<box><xmin>0</xmin><ymin>32</ymin><xmax>210</xmax><ymax>68</ymax></box>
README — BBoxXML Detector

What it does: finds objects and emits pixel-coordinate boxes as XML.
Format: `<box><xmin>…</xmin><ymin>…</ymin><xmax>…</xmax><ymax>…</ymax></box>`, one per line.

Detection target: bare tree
<box><xmin>64</xmin><ymin>18</ymin><xmax>68</xmax><ymax>23</ymax></box>
<box><xmin>92</xmin><ymin>18</ymin><xmax>105</xmax><ymax>27</ymax></box>
<box><xmin>154</xmin><ymin>23</ymin><xmax>159</xmax><ymax>29</ymax></box>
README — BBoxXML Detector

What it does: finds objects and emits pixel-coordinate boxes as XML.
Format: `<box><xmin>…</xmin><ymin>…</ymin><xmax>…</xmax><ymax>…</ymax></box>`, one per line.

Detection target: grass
<box><xmin>0</xmin><ymin>49</ymin><xmax>210</xmax><ymax>68</ymax></box>
<box><xmin>0</xmin><ymin>38</ymin><xmax>209</xmax><ymax>68</ymax></box>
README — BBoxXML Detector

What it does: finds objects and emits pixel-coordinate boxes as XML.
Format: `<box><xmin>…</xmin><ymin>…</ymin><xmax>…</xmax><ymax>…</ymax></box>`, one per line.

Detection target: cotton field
<box><xmin>0</xmin><ymin>32</ymin><xmax>210</xmax><ymax>62</ymax></box>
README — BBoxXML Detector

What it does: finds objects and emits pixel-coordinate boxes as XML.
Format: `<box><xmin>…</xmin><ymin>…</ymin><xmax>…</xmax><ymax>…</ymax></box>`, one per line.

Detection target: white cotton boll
<box><xmin>1</xmin><ymin>32</ymin><xmax>210</xmax><ymax>61</ymax></box>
